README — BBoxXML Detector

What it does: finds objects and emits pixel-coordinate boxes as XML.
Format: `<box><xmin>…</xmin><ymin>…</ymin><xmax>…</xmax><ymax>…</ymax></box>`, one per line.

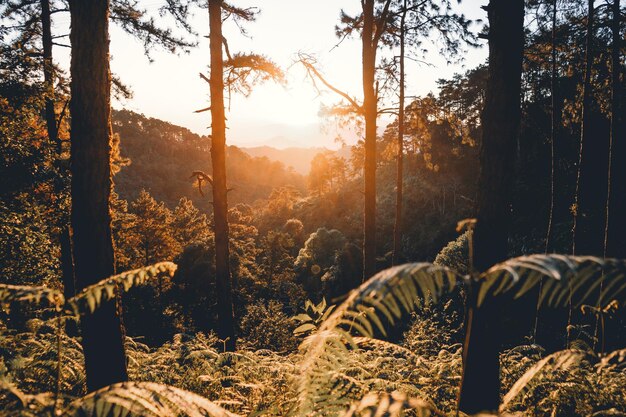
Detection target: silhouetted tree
<box><xmin>68</xmin><ymin>0</ymin><xmax>127</xmax><ymax>391</ymax></box>
<box><xmin>458</xmin><ymin>0</ymin><xmax>525</xmax><ymax>413</ymax></box>
<box><xmin>208</xmin><ymin>0</ymin><xmax>236</xmax><ymax>351</ymax></box>
<box><xmin>572</xmin><ymin>0</ymin><xmax>608</xmax><ymax>256</ymax></box>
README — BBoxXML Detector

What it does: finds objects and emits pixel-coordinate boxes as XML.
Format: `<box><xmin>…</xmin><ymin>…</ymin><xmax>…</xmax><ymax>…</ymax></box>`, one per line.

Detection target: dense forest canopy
<box><xmin>1</xmin><ymin>0</ymin><xmax>626</xmax><ymax>416</ymax></box>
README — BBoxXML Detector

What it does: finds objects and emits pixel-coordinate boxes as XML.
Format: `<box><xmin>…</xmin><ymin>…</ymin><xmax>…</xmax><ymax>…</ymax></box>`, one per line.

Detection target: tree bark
<box><xmin>40</xmin><ymin>0</ymin><xmax>60</xmax><ymax>151</ymax></box>
<box><xmin>572</xmin><ymin>0</ymin><xmax>607</xmax><ymax>257</ymax></box>
<box><xmin>606</xmin><ymin>0</ymin><xmax>624</xmax><ymax>258</ymax></box>
<box><xmin>362</xmin><ymin>0</ymin><xmax>378</xmax><ymax>280</ymax></box>
<box><xmin>392</xmin><ymin>0</ymin><xmax>407</xmax><ymax>266</ymax></box>
<box><xmin>545</xmin><ymin>0</ymin><xmax>558</xmax><ymax>254</ymax></box>
<box><xmin>209</xmin><ymin>0</ymin><xmax>236</xmax><ymax>351</ymax></box>
<box><xmin>69</xmin><ymin>0</ymin><xmax>128</xmax><ymax>391</ymax></box>
<box><xmin>41</xmin><ymin>0</ymin><xmax>77</xmax><ymax>330</ymax></box>
<box><xmin>458</xmin><ymin>0</ymin><xmax>524</xmax><ymax>413</ymax></box>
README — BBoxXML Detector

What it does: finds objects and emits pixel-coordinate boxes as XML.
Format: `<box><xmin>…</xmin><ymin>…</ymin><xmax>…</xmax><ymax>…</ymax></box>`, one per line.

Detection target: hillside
<box><xmin>111</xmin><ymin>109</ymin><xmax>306</xmax><ymax>211</ymax></box>
<box><xmin>243</xmin><ymin>145</ymin><xmax>353</xmax><ymax>175</ymax></box>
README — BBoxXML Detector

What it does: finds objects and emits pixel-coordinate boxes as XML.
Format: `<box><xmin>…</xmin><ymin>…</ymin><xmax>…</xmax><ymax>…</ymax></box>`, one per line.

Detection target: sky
<box><xmin>53</xmin><ymin>1</ymin><xmax>488</xmax><ymax>149</ymax></box>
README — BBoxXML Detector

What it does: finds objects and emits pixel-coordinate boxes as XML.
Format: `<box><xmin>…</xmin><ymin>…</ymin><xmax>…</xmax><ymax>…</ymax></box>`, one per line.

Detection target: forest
<box><xmin>1</xmin><ymin>0</ymin><xmax>625</xmax><ymax>416</ymax></box>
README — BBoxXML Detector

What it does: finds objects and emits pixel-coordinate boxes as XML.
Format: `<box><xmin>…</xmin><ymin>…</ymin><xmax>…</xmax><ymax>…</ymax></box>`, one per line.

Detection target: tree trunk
<box><xmin>209</xmin><ymin>0</ymin><xmax>236</xmax><ymax>351</ymax></box>
<box><xmin>40</xmin><ymin>0</ymin><xmax>60</xmax><ymax>151</ymax></box>
<box><xmin>606</xmin><ymin>0</ymin><xmax>624</xmax><ymax>258</ymax></box>
<box><xmin>41</xmin><ymin>0</ymin><xmax>76</xmax><ymax>309</ymax></box>
<box><xmin>362</xmin><ymin>0</ymin><xmax>377</xmax><ymax>281</ymax></box>
<box><xmin>545</xmin><ymin>0</ymin><xmax>558</xmax><ymax>254</ymax></box>
<box><xmin>572</xmin><ymin>0</ymin><xmax>607</xmax><ymax>257</ymax></box>
<box><xmin>69</xmin><ymin>0</ymin><xmax>128</xmax><ymax>391</ymax></box>
<box><xmin>603</xmin><ymin>0</ymin><xmax>624</xmax><ymax>351</ymax></box>
<box><xmin>458</xmin><ymin>0</ymin><xmax>524</xmax><ymax>413</ymax></box>
<box><xmin>392</xmin><ymin>0</ymin><xmax>407</xmax><ymax>267</ymax></box>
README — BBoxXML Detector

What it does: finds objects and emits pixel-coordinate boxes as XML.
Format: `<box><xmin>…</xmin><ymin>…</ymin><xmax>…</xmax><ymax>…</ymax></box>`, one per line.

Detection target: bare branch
<box><xmin>297</xmin><ymin>52</ymin><xmax>363</xmax><ymax>114</ymax></box>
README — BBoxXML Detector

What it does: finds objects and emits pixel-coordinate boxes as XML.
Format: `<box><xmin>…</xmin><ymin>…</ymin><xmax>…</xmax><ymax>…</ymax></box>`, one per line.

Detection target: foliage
<box><xmin>240</xmin><ymin>301</ymin><xmax>297</xmax><ymax>352</ymax></box>
<box><xmin>68</xmin><ymin>381</ymin><xmax>238</xmax><ymax>417</ymax></box>
<box><xmin>292</xmin><ymin>298</ymin><xmax>336</xmax><ymax>337</ymax></box>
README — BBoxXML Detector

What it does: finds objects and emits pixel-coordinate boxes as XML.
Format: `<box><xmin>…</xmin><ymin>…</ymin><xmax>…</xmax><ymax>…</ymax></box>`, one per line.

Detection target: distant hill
<box><xmin>111</xmin><ymin>109</ymin><xmax>306</xmax><ymax>211</ymax></box>
<box><xmin>243</xmin><ymin>145</ymin><xmax>353</xmax><ymax>175</ymax></box>
<box><xmin>242</xmin><ymin>146</ymin><xmax>325</xmax><ymax>175</ymax></box>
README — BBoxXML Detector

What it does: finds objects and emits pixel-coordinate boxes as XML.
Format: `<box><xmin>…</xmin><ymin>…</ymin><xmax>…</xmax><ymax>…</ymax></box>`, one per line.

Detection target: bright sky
<box><xmin>54</xmin><ymin>1</ymin><xmax>488</xmax><ymax>149</ymax></box>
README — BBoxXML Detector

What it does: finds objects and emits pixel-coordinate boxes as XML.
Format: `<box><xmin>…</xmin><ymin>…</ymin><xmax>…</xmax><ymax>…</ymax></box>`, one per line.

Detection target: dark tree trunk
<box><xmin>69</xmin><ymin>0</ymin><xmax>128</xmax><ymax>391</ymax></box>
<box><xmin>40</xmin><ymin>0</ymin><xmax>60</xmax><ymax>151</ymax></box>
<box><xmin>362</xmin><ymin>0</ymin><xmax>377</xmax><ymax>281</ymax></box>
<box><xmin>209</xmin><ymin>0</ymin><xmax>236</xmax><ymax>351</ymax></box>
<box><xmin>41</xmin><ymin>0</ymin><xmax>77</xmax><ymax>308</ymax></box>
<box><xmin>392</xmin><ymin>0</ymin><xmax>407</xmax><ymax>267</ymax></box>
<box><xmin>572</xmin><ymin>0</ymin><xmax>608</xmax><ymax>257</ymax></box>
<box><xmin>458</xmin><ymin>0</ymin><xmax>524</xmax><ymax>413</ymax></box>
<box><xmin>545</xmin><ymin>0</ymin><xmax>558</xmax><ymax>253</ymax></box>
<box><xmin>603</xmin><ymin>0</ymin><xmax>624</xmax><ymax>351</ymax></box>
<box><xmin>606</xmin><ymin>0</ymin><xmax>624</xmax><ymax>258</ymax></box>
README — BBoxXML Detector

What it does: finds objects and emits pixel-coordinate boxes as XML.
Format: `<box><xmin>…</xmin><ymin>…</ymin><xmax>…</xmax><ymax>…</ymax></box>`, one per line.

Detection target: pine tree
<box><xmin>68</xmin><ymin>0</ymin><xmax>128</xmax><ymax>392</ymax></box>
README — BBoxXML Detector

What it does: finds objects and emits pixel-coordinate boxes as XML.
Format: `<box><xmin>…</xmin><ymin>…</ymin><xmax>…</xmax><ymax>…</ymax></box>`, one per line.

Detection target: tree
<box><xmin>458</xmin><ymin>0</ymin><xmax>525</xmax><ymax>413</ymax></box>
<box><xmin>195</xmin><ymin>1</ymin><xmax>283</xmax><ymax>351</ymax></box>
<box><xmin>68</xmin><ymin>0</ymin><xmax>127</xmax><ymax>391</ymax></box>
<box><xmin>130</xmin><ymin>190</ymin><xmax>180</xmax><ymax>267</ymax></box>
<box><xmin>361</xmin><ymin>0</ymin><xmax>392</xmax><ymax>280</ymax></box>
<box><xmin>207</xmin><ymin>0</ymin><xmax>236</xmax><ymax>352</ymax></box>
<box><xmin>299</xmin><ymin>0</ymin><xmax>393</xmax><ymax>281</ymax></box>
<box><xmin>392</xmin><ymin>0</ymin><xmax>407</xmax><ymax>265</ymax></box>
<box><xmin>605</xmin><ymin>0</ymin><xmax>624</xmax><ymax>259</ymax></box>
<box><xmin>172</xmin><ymin>197</ymin><xmax>210</xmax><ymax>247</ymax></box>
<box><xmin>572</xmin><ymin>0</ymin><xmax>608</xmax><ymax>256</ymax></box>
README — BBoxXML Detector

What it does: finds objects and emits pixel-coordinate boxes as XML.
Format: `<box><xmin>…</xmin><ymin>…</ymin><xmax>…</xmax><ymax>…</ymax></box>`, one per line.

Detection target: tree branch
<box><xmin>297</xmin><ymin>53</ymin><xmax>363</xmax><ymax>114</ymax></box>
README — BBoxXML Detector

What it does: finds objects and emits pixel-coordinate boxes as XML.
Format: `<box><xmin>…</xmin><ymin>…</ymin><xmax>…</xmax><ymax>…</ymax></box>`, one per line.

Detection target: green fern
<box><xmin>68</xmin><ymin>262</ymin><xmax>177</xmax><ymax>314</ymax></box>
<box><xmin>295</xmin><ymin>263</ymin><xmax>461</xmax><ymax>416</ymax></box>
<box><xmin>67</xmin><ymin>381</ymin><xmax>240</xmax><ymax>417</ymax></box>
<box><xmin>295</xmin><ymin>254</ymin><xmax>626</xmax><ymax>417</ymax></box>
<box><xmin>479</xmin><ymin>255</ymin><xmax>626</xmax><ymax>308</ymax></box>
<box><xmin>0</xmin><ymin>284</ymin><xmax>64</xmax><ymax>312</ymax></box>
<box><xmin>340</xmin><ymin>391</ymin><xmax>438</xmax><ymax>417</ymax></box>
<box><xmin>500</xmin><ymin>349</ymin><xmax>594</xmax><ymax>410</ymax></box>
<box><xmin>0</xmin><ymin>262</ymin><xmax>177</xmax><ymax>317</ymax></box>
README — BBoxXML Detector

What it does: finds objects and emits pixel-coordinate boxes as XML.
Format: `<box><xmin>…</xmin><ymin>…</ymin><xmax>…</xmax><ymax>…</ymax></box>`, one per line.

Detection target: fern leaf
<box><xmin>0</xmin><ymin>284</ymin><xmax>64</xmax><ymax>311</ymax></box>
<box><xmin>295</xmin><ymin>263</ymin><xmax>461</xmax><ymax>416</ymax></box>
<box><xmin>68</xmin><ymin>262</ymin><xmax>177</xmax><ymax>314</ymax></box>
<box><xmin>480</xmin><ymin>255</ymin><xmax>626</xmax><ymax>308</ymax></box>
<box><xmin>67</xmin><ymin>381</ymin><xmax>240</xmax><ymax>417</ymax></box>
<box><xmin>500</xmin><ymin>349</ymin><xmax>594</xmax><ymax>410</ymax></box>
<box><xmin>340</xmin><ymin>391</ymin><xmax>438</xmax><ymax>417</ymax></box>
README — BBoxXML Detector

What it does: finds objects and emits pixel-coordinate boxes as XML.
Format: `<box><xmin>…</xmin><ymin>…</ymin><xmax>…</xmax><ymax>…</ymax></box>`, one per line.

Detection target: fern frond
<box><xmin>0</xmin><ymin>284</ymin><xmax>64</xmax><ymax>310</ymax></box>
<box><xmin>340</xmin><ymin>391</ymin><xmax>439</xmax><ymax>417</ymax></box>
<box><xmin>500</xmin><ymin>349</ymin><xmax>594</xmax><ymax>410</ymax></box>
<box><xmin>68</xmin><ymin>262</ymin><xmax>177</xmax><ymax>314</ymax></box>
<box><xmin>479</xmin><ymin>255</ymin><xmax>626</xmax><ymax>307</ymax></box>
<box><xmin>67</xmin><ymin>381</ymin><xmax>240</xmax><ymax>417</ymax></box>
<box><xmin>597</xmin><ymin>348</ymin><xmax>626</xmax><ymax>373</ymax></box>
<box><xmin>353</xmin><ymin>337</ymin><xmax>424</xmax><ymax>363</ymax></box>
<box><xmin>296</xmin><ymin>263</ymin><xmax>461</xmax><ymax>416</ymax></box>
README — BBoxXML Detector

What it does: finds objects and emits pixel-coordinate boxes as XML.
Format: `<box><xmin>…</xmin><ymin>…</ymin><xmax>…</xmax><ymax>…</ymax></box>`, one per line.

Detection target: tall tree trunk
<box><xmin>362</xmin><ymin>0</ymin><xmax>378</xmax><ymax>280</ymax></box>
<box><xmin>535</xmin><ymin>0</ymin><xmax>560</xmax><ymax>343</ymax></box>
<box><xmin>209</xmin><ymin>0</ymin><xmax>236</xmax><ymax>351</ymax></box>
<box><xmin>606</xmin><ymin>0</ymin><xmax>624</xmax><ymax>258</ymax></box>
<box><xmin>458</xmin><ymin>0</ymin><xmax>524</xmax><ymax>413</ymax></box>
<box><xmin>40</xmin><ymin>0</ymin><xmax>59</xmax><ymax>151</ymax></box>
<box><xmin>603</xmin><ymin>0</ymin><xmax>623</xmax><ymax>351</ymax></box>
<box><xmin>40</xmin><ymin>0</ymin><xmax>77</xmax><ymax>307</ymax></box>
<box><xmin>69</xmin><ymin>0</ymin><xmax>128</xmax><ymax>391</ymax></box>
<box><xmin>572</xmin><ymin>0</ymin><xmax>606</xmax><ymax>256</ymax></box>
<box><xmin>392</xmin><ymin>0</ymin><xmax>407</xmax><ymax>267</ymax></box>
<box><xmin>545</xmin><ymin>0</ymin><xmax>558</xmax><ymax>253</ymax></box>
